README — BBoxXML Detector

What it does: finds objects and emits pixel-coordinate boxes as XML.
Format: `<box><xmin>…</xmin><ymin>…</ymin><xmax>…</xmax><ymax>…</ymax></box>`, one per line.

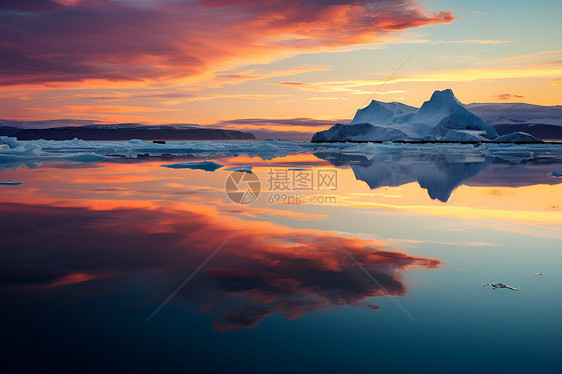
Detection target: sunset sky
<box><xmin>1</xmin><ymin>0</ymin><xmax>561</xmax><ymax>138</ymax></box>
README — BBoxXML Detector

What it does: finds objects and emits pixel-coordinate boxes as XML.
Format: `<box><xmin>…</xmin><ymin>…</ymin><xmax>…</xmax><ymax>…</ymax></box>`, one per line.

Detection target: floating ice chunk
<box><xmin>483</xmin><ymin>283</ymin><xmax>519</xmax><ymax>291</ymax></box>
<box><xmin>0</xmin><ymin>180</ymin><xmax>22</xmax><ymax>185</ymax></box>
<box><xmin>2</xmin><ymin>138</ymin><xmax>562</xmax><ymax>172</ymax></box>
<box><xmin>550</xmin><ymin>172</ymin><xmax>562</xmax><ymax>177</ymax></box>
<box><xmin>225</xmin><ymin>166</ymin><xmax>253</xmax><ymax>174</ymax></box>
<box><xmin>532</xmin><ymin>273</ymin><xmax>544</xmax><ymax>275</ymax></box>
<box><xmin>0</xmin><ymin>136</ymin><xmax>113</xmax><ymax>170</ymax></box>
<box><xmin>0</xmin><ymin>136</ymin><xmax>41</xmax><ymax>155</ymax></box>
<box><xmin>0</xmin><ymin>136</ymin><xmax>24</xmax><ymax>148</ymax></box>
<box><xmin>161</xmin><ymin>161</ymin><xmax>223</xmax><ymax>171</ymax></box>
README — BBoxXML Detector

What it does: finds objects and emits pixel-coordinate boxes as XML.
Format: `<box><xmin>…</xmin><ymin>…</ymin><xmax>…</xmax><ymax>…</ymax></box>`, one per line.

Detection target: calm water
<box><xmin>1</xmin><ymin>142</ymin><xmax>561</xmax><ymax>373</ymax></box>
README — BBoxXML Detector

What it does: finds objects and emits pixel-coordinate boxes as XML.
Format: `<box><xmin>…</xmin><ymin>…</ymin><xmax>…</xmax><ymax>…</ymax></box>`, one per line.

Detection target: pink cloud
<box><xmin>0</xmin><ymin>0</ymin><xmax>454</xmax><ymax>86</ymax></box>
<box><xmin>495</xmin><ymin>93</ymin><xmax>525</xmax><ymax>100</ymax></box>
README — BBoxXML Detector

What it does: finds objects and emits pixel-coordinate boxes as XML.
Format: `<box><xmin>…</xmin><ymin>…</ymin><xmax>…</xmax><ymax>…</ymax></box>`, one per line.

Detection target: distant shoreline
<box><xmin>0</xmin><ymin>125</ymin><xmax>256</xmax><ymax>141</ymax></box>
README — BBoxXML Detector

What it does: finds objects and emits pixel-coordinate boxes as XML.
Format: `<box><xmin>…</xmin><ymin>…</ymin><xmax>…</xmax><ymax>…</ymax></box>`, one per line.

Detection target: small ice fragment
<box><xmin>0</xmin><ymin>181</ymin><xmax>23</xmax><ymax>185</ymax></box>
<box><xmin>483</xmin><ymin>283</ymin><xmax>519</xmax><ymax>291</ymax></box>
<box><xmin>161</xmin><ymin>161</ymin><xmax>223</xmax><ymax>172</ymax></box>
<box><xmin>532</xmin><ymin>273</ymin><xmax>544</xmax><ymax>275</ymax></box>
<box><xmin>225</xmin><ymin>166</ymin><xmax>253</xmax><ymax>174</ymax></box>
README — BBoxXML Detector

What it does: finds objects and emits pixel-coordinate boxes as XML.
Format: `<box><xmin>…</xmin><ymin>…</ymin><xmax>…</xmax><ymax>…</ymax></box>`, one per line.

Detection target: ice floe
<box><xmin>0</xmin><ymin>180</ymin><xmax>22</xmax><ymax>185</ymax></box>
<box><xmin>1</xmin><ymin>136</ymin><xmax>561</xmax><ymax>171</ymax></box>
<box><xmin>224</xmin><ymin>166</ymin><xmax>253</xmax><ymax>174</ymax></box>
<box><xmin>483</xmin><ymin>283</ymin><xmax>519</xmax><ymax>291</ymax></box>
<box><xmin>161</xmin><ymin>161</ymin><xmax>223</xmax><ymax>171</ymax></box>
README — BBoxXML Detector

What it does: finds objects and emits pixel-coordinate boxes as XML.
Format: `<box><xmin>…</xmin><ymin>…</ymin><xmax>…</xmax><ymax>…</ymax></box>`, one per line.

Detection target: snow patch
<box><xmin>494</xmin><ymin>132</ymin><xmax>542</xmax><ymax>143</ymax></box>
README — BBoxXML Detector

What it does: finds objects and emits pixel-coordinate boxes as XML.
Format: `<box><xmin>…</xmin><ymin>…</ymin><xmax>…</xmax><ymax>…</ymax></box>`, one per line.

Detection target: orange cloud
<box><xmin>0</xmin><ymin>0</ymin><xmax>454</xmax><ymax>86</ymax></box>
<box><xmin>501</xmin><ymin>50</ymin><xmax>562</xmax><ymax>63</ymax></box>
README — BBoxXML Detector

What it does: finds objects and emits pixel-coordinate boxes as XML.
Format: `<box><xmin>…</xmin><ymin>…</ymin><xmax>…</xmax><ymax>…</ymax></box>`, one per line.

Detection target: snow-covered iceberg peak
<box><xmin>417</xmin><ymin>89</ymin><xmax>461</xmax><ymax>115</ymax></box>
<box><xmin>350</xmin><ymin>101</ymin><xmax>417</xmax><ymax>126</ymax></box>
<box><xmin>414</xmin><ymin>89</ymin><xmax>498</xmax><ymax>140</ymax></box>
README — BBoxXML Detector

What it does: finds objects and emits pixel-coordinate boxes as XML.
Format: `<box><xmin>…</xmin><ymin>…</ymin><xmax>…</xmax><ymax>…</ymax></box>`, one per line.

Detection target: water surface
<box><xmin>1</xmin><ymin>142</ymin><xmax>561</xmax><ymax>373</ymax></box>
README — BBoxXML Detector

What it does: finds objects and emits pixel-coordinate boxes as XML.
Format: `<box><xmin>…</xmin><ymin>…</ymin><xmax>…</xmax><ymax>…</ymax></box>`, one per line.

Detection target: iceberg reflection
<box><xmin>317</xmin><ymin>151</ymin><xmax>492</xmax><ymax>202</ymax></box>
<box><xmin>316</xmin><ymin>149</ymin><xmax>562</xmax><ymax>202</ymax></box>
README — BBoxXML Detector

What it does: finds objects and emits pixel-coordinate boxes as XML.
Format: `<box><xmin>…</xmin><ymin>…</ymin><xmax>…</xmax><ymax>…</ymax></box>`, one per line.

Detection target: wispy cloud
<box><xmin>395</xmin><ymin>39</ymin><xmax>509</xmax><ymax>45</ymax></box>
<box><xmin>216</xmin><ymin>117</ymin><xmax>344</xmax><ymax>140</ymax></box>
<box><xmin>531</xmin><ymin>58</ymin><xmax>562</xmax><ymax>67</ymax></box>
<box><xmin>73</xmin><ymin>91</ymin><xmax>290</xmax><ymax>103</ymax></box>
<box><xmin>494</xmin><ymin>93</ymin><xmax>524</xmax><ymax>100</ymax></box>
<box><xmin>375</xmin><ymin>90</ymin><xmax>407</xmax><ymax>95</ymax></box>
<box><xmin>275</xmin><ymin>65</ymin><xmax>562</xmax><ymax>93</ymax></box>
<box><xmin>219</xmin><ymin>117</ymin><xmax>340</xmax><ymax>128</ymax></box>
<box><xmin>306</xmin><ymin>97</ymin><xmax>345</xmax><ymax>101</ymax></box>
<box><xmin>213</xmin><ymin>65</ymin><xmax>332</xmax><ymax>86</ymax></box>
<box><xmin>61</xmin><ymin>105</ymin><xmax>182</xmax><ymax>114</ymax></box>
<box><xmin>501</xmin><ymin>50</ymin><xmax>562</xmax><ymax>63</ymax></box>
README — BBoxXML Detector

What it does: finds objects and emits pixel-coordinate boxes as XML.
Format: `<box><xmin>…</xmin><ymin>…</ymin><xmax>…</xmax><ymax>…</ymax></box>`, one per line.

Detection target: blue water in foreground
<box><xmin>1</xmin><ymin>141</ymin><xmax>561</xmax><ymax>373</ymax></box>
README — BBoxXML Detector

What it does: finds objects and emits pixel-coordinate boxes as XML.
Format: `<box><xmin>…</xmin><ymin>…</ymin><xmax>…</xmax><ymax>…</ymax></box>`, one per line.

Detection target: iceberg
<box><xmin>312</xmin><ymin>123</ymin><xmax>409</xmax><ymax>142</ymax></box>
<box><xmin>312</xmin><ymin>89</ymin><xmax>542</xmax><ymax>143</ymax></box>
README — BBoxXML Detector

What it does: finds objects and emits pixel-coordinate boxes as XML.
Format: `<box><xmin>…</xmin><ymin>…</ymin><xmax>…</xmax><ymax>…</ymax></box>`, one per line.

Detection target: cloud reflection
<box><xmin>0</xmin><ymin>202</ymin><xmax>440</xmax><ymax>330</ymax></box>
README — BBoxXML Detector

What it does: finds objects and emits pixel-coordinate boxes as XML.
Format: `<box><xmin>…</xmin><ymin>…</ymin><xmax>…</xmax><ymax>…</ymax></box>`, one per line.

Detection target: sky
<box><xmin>1</xmin><ymin>0</ymin><xmax>561</xmax><ymax>139</ymax></box>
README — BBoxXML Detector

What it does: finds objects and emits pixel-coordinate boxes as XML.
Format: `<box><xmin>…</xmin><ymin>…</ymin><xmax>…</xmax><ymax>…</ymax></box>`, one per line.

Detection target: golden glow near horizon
<box><xmin>1</xmin><ymin>155</ymin><xmax>560</xmax><ymax>238</ymax></box>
